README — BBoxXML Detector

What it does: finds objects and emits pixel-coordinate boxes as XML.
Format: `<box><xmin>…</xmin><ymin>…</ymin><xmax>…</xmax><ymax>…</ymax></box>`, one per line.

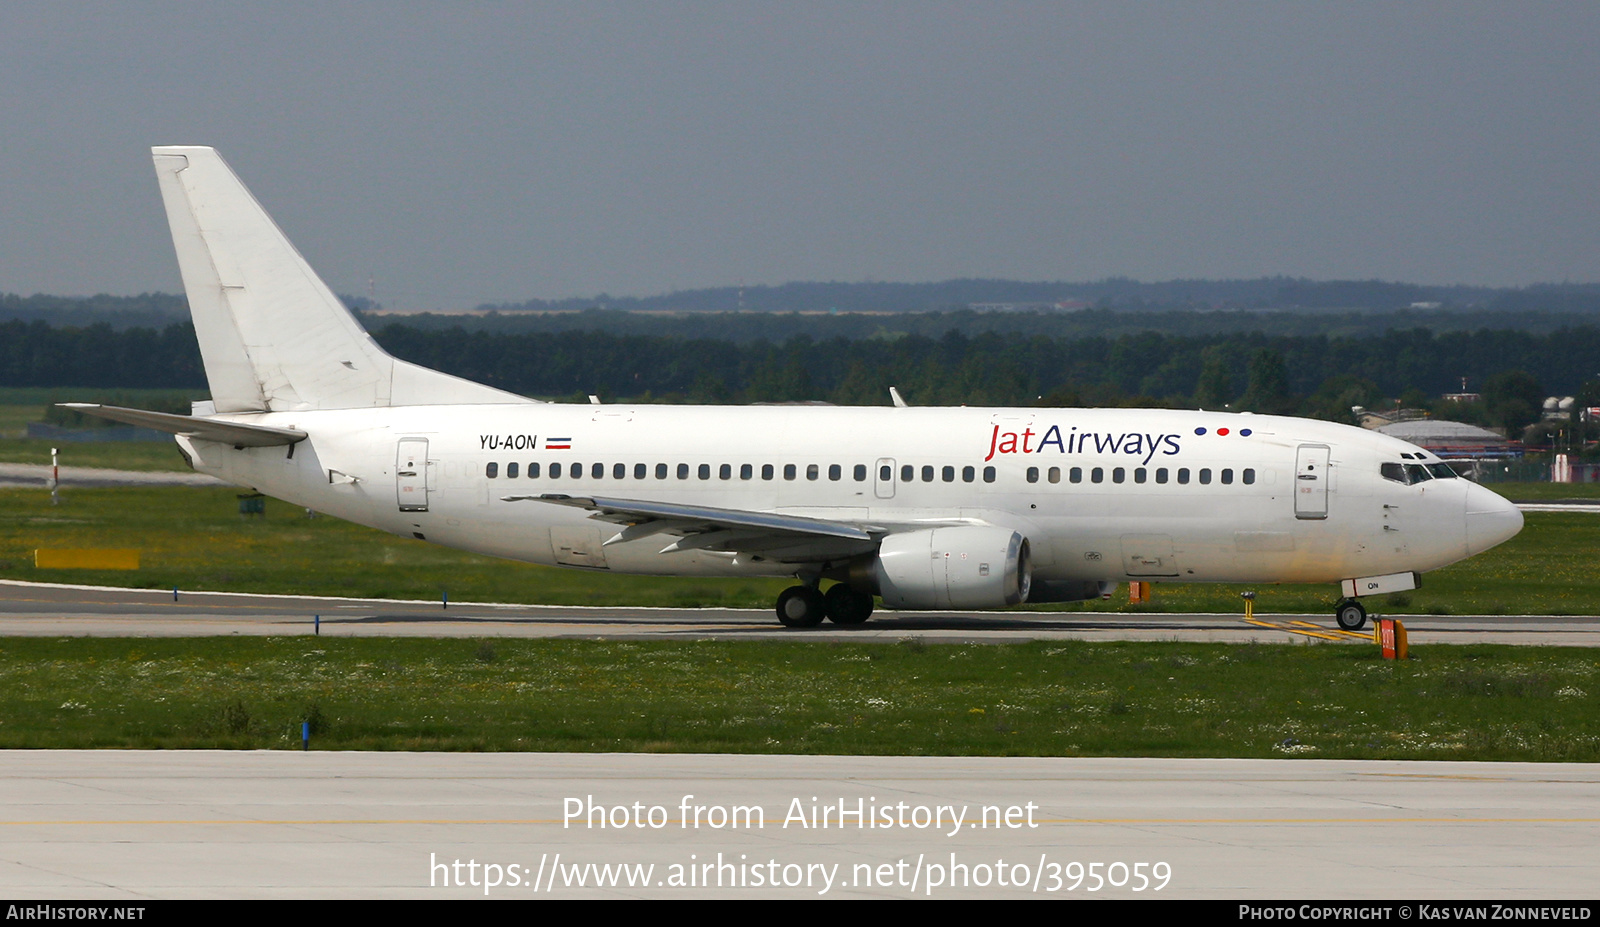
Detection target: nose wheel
<box><xmin>1334</xmin><ymin>598</ymin><xmax>1368</xmax><ymax>631</ymax></box>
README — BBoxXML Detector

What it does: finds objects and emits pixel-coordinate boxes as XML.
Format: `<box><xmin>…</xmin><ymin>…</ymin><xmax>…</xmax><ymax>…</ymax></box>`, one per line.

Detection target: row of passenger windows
<box><xmin>483</xmin><ymin>460</ymin><xmax>1255</xmax><ymax>487</ymax></box>
<box><xmin>1027</xmin><ymin>465</ymin><xmax>1255</xmax><ymax>485</ymax></box>
<box><xmin>484</xmin><ymin>461</ymin><xmax>1000</xmax><ymax>482</ymax></box>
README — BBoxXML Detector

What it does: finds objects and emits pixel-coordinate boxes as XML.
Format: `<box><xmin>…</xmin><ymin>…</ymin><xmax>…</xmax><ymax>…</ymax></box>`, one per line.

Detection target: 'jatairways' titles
<box><xmin>985</xmin><ymin>424</ymin><xmax>1187</xmax><ymax>464</ymax></box>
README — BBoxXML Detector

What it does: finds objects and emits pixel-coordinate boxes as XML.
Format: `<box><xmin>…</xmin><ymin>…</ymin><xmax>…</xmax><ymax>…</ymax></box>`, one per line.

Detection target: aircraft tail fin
<box><xmin>151</xmin><ymin>146</ymin><xmax>533</xmax><ymax>412</ymax></box>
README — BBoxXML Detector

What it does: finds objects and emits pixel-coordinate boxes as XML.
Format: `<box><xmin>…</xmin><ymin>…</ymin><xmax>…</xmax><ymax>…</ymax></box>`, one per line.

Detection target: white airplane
<box><xmin>68</xmin><ymin>146</ymin><xmax>1524</xmax><ymax>631</ymax></box>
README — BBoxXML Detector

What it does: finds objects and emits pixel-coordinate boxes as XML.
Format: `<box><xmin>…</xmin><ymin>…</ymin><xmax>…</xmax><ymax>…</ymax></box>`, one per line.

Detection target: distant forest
<box><xmin>8</xmin><ymin>278</ymin><xmax>1600</xmax><ymax>331</ymax></box>
<box><xmin>6</xmin><ymin>280</ymin><xmax>1600</xmax><ymax>444</ymax></box>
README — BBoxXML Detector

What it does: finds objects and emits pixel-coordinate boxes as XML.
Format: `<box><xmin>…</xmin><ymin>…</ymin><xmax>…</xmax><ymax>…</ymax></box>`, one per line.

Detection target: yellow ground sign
<box><xmin>34</xmin><ymin>549</ymin><xmax>141</xmax><ymax>570</ymax></box>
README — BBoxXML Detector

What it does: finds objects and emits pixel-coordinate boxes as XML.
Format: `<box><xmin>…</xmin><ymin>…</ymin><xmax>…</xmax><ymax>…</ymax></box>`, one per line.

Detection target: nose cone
<box><xmin>1464</xmin><ymin>482</ymin><xmax>1524</xmax><ymax>556</ymax></box>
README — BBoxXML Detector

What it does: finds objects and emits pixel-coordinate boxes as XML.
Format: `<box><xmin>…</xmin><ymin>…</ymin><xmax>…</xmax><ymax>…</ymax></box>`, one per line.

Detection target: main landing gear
<box><xmin>775</xmin><ymin>583</ymin><xmax>875</xmax><ymax>628</ymax></box>
<box><xmin>1334</xmin><ymin>598</ymin><xmax>1368</xmax><ymax>631</ymax></box>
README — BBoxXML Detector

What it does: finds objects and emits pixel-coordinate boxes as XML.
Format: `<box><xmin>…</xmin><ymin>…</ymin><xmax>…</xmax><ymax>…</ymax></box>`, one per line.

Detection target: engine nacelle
<box><xmin>872</xmin><ymin>526</ymin><xmax>1031</xmax><ymax>609</ymax></box>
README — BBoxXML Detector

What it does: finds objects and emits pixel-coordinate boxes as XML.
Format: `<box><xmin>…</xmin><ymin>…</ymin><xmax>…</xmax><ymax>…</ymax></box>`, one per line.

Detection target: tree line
<box><xmin>4</xmin><ymin>317</ymin><xmax>1596</xmax><ymax>435</ymax></box>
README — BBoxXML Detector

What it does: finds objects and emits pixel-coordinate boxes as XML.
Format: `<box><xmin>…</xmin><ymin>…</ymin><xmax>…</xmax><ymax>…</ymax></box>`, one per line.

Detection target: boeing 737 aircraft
<box><xmin>68</xmin><ymin>147</ymin><xmax>1525</xmax><ymax>630</ymax></box>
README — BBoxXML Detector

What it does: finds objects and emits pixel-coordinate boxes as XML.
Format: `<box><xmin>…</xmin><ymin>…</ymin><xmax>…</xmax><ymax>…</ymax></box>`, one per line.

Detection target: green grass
<box><xmin>2</xmin><ymin>485</ymin><xmax>1598</xmax><ymax>613</ymax></box>
<box><xmin>0</xmin><ymin>406</ymin><xmax>41</xmax><ymax>439</ymax></box>
<box><xmin>0</xmin><ymin>637</ymin><xmax>1593</xmax><ymax>759</ymax></box>
<box><xmin>0</xmin><ymin>390</ymin><xmax>206</xmax><ymax>407</ymax></box>
<box><xmin>0</xmin><ymin>439</ymin><xmax>192</xmax><ymax>471</ymax></box>
<box><xmin>3</xmin><ymin>486</ymin><xmax>1600</xmax><ymax>618</ymax></box>
<box><xmin>0</xmin><ymin>396</ymin><xmax>200</xmax><ymax>466</ymax></box>
<box><xmin>1486</xmin><ymin>481</ymin><xmax>1600</xmax><ymax>501</ymax></box>
<box><xmin>0</xmin><ymin>486</ymin><xmax>791</xmax><ymax>607</ymax></box>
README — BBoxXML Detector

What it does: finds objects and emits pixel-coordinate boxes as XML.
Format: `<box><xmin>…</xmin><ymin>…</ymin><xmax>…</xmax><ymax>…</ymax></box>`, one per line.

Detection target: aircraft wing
<box><xmin>502</xmin><ymin>493</ymin><xmax>881</xmax><ymax>561</ymax></box>
<box><xmin>57</xmin><ymin>403</ymin><xmax>307</xmax><ymax>447</ymax></box>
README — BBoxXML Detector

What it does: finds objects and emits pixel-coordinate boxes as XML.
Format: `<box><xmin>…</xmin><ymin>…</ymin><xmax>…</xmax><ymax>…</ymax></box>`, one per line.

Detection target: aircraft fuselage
<box><xmin>179</xmin><ymin>403</ymin><xmax>1520</xmax><ymax>588</ymax></box>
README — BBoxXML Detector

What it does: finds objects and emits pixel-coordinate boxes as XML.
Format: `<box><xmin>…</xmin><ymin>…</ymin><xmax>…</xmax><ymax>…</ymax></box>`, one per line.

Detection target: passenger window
<box><xmin>698</xmin><ymin>464</ymin><xmax>711</xmax><ymax>480</ymax></box>
<box><xmin>1027</xmin><ymin>467</ymin><xmax>1040</xmax><ymax>483</ymax></box>
<box><xmin>901</xmin><ymin>465</ymin><xmax>913</xmax><ymax>482</ymax></box>
<box><xmin>486</xmin><ymin>462</ymin><xmax>498</xmax><ymax>478</ymax></box>
<box><xmin>1134</xmin><ymin>468</ymin><xmax>1146</xmax><ymax>484</ymax></box>
<box><xmin>921</xmin><ymin>465</ymin><xmax>934</xmax><ymax>482</ymax></box>
<box><xmin>879</xmin><ymin>465</ymin><xmax>891</xmax><ymax>481</ymax></box>
<box><xmin>507</xmin><ymin>462</ymin><xmax>519</xmax><ymax>479</ymax></box>
<box><xmin>634</xmin><ymin>463</ymin><xmax>646</xmax><ymax>479</ymax></box>
<box><xmin>854</xmin><ymin>464</ymin><xmax>868</xmax><ymax>481</ymax></box>
<box><xmin>741</xmin><ymin>463</ymin><xmax>753</xmax><ymax>480</ymax></box>
<box><xmin>1112</xmin><ymin>467</ymin><xmax>1125</xmax><ymax>483</ymax></box>
<box><xmin>983</xmin><ymin>466</ymin><xmax>996</xmax><ymax>483</ymax></box>
<box><xmin>529</xmin><ymin>463</ymin><xmax>541</xmax><ymax>478</ymax></box>
<box><xmin>1048</xmin><ymin>467</ymin><xmax>1060</xmax><ymax>484</ymax></box>
<box><xmin>942</xmin><ymin>466</ymin><xmax>955</xmax><ymax>482</ymax></box>
<box><xmin>1243</xmin><ymin>468</ymin><xmax>1256</xmax><ymax>485</ymax></box>
<box><xmin>593</xmin><ymin>462</ymin><xmax>605</xmax><ymax>479</ymax></box>
<box><xmin>1091</xmin><ymin>467</ymin><xmax>1104</xmax><ymax>484</ymax></box>
<box><xmin>655</xmin><ymin>463</ymin><xmax>668</xmax><ymax>479</ymax></box>
<box><xmin>719</xmin><ymin>463</ymin><xmax>732</xmax><ymax>480</ymax></box>
<box><xmin>613</xmin><ymin>463</ymin><xmax>626</xmax><ymax>479</ymax></box>
<box><xmin>1070</xmin><ymin>467</ymin><xmax>1082</xmax><ymax>483</ymax></box>
<box><xmin>570</xmin><ymin>462</ymin><xmax>582</xmax><ymax>478</ymax></box>
<box><xmin>828</xmin><ymin>464</ymin><xmax>842</xmax><ymax>481</ymax></box>
<box><xmin>764</xmin><ymin>464</ymin><xmax>775</xmax><ymax>480</ymax></box>
<box><xmin>962</xmin><ymin>466</ymin><xmax>975</xmax><ymax>482</ymax></box>
<box><xmin>1199</xmin><ymin>468</ymin><xmax>1212</xmax><ymax>485</ymax></box>
<box><xmin>1177</xmin><ymin>468</ymin><xmax>1190</xmax><ymax>484</ymax></box>
<box><xmin>785</xmin><ymin>464</ymin><xmax>797</xmax><ymax>481</ymax></box>
<box><xmin>1156</xmin><ymin>468</ymin><xmax>1168</xmax><ymax>484</ymax></box>
<box><xmin>549</xmin><ymin>462</ymin><xmax>561</xmax><ymax>479</ymax></box>
<box><xmin>1221</xmin><ymin>468</ymin><xmax>1233</xmax><ymax>485</ymax></box>
<box><xmin>807</xmin><ymin>464</ymin><xmax>819</xmax><ymax>481</ymax></box>
<box><xmin>677</xmin><ymin>463</ymin><xmax>689</xmax><ymax>479</ymax></box>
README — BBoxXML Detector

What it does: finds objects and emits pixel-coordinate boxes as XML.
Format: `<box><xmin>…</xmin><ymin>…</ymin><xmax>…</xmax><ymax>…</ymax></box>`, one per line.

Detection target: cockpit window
<box><xmin>1405</xmin><ymin>464</ymin><xmax>1434</xmax><ymax>483</ymax></box>
<box><xmin>1381</xmin><ymin>462</ymin><xmax>1407</xmax><ymax>483</ymax></box>
<box><xmin>1426</xmin><ymin>462</ymin><xmax>1458</xmax><ymax>479</ymax></box>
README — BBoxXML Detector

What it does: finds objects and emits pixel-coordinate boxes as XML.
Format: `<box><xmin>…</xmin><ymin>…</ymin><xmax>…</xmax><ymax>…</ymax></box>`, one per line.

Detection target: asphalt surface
<box><xmin>2</xmin><ymin>751</ymin><xmax>1595</xmax><ymax>899</ymax></box>
<box><xmin>1</xmin><ymin>580</ymin><xmax>1594</xmax><ymax>901</ymax></box>
<box><xmin>0</xmin><ymin>462</ymin><xmax>223</xmax><ymax>489</ymax></box>
<box><xmin>1</xmin><ymin>580</ymin><xmax>1597</xmax><ymax>644</ymax></box>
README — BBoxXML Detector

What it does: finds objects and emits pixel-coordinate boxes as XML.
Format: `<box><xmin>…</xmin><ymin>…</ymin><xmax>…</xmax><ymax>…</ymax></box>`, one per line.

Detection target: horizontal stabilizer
<box><xmin>57</xmin><ymin>404</ymin><xmax>307</xmax><ymax>447</ymax></box>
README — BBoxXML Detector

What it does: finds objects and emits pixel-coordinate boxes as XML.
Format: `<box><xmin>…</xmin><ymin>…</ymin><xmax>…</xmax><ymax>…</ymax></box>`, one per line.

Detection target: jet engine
<box><xmin>867</xmin><ymin>526</ymin><xmax>1031</xmax><ymax>609</ymax></box>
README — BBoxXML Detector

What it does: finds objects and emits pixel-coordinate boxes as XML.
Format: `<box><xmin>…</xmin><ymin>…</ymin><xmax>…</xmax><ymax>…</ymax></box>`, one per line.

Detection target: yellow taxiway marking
<box><xmin>1243</xmin><ymin>617</ymin><xmax>1349</xmax><ymax>642</ymax></box>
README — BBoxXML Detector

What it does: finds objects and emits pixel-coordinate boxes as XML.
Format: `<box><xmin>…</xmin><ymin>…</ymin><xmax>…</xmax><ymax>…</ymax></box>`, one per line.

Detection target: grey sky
<box><xmin>2</xmin><ymin>2</ymin><xmax>1597</xmax><ymax>309</ymax></box>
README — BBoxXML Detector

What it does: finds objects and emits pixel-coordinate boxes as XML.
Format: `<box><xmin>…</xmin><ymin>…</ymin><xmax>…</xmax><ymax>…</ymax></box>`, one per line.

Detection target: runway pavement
<box><xmin>0</xmin><ymin>463</ymin><xmax>224</xmax><ymax>489</ymax></box>
<box><xmin>1</xmin><ymin>582</ymin><xmax>1594</xmax><ymax>901</ymax></box>
<box><xmin>0</xmin><ymin>751</ymin><xmax>1594</xmax><ymax>899</ymax></box>
<box><xmin>0</xmin><ymin>579</ymin><xmax>1596</xmax><ymax>644</ymax></box>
